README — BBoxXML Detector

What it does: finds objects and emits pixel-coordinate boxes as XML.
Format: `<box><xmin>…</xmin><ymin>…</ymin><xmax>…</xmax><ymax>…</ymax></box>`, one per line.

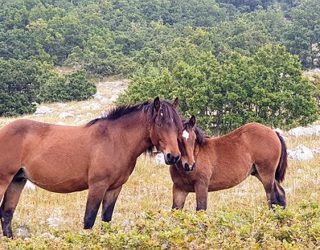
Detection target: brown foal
<box><xmin>0</xmin><ymin>97</ymin><xmax>183</xmax><ymax>238</ymax></box>
<box><xmin>171</xmin><ymin>116</ymin><xmax>288</xmax><ymax>211</ymax></box>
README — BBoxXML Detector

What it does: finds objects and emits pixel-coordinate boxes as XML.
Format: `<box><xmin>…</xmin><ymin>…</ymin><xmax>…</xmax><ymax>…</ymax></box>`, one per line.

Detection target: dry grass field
<box><xmin>0</xmin><ymin>80</ymin><xmax>319</xmax><ymax>249</ymax></box>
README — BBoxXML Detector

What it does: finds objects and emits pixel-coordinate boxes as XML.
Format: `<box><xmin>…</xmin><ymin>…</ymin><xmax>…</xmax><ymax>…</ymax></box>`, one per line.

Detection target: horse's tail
<box><xmin>275</xmin><ymin>132</ymin><xmax>288</xmax><ymax>183</ymax></box>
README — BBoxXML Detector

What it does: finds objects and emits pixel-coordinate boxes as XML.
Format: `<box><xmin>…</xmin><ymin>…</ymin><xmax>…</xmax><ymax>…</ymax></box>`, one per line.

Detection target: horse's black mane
<box><xmin>86</xmin><ymin>101</ymin><xmax>150</xmax><ymax>127</ymax></box>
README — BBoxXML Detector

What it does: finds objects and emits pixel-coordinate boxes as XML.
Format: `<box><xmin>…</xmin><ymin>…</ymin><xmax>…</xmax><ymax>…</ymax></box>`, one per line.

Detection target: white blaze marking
<box><xmin>182</xmin><ymin>130</ymin><xmax>189</xmax><ymax>139</ymax></box>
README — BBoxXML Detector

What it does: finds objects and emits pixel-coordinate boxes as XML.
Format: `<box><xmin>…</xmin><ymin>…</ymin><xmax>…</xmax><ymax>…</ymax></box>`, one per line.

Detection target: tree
<box><xmin>0</xmin><ymin>59</ymin><xmax>41</xmax><ymax>116</ymax></box>
<box><xmin>119</xmin><ymin>45</ymin><xmax>318</xmax><ymax>134</ymax></box>
<box><xmin>283</xmin><ymin>0</ymin><xmax>320</xmax><ymax>68</ymax></box>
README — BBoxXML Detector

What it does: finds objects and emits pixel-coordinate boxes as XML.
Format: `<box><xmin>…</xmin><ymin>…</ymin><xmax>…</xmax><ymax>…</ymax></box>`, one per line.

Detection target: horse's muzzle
<box><xmin>184</xmin><ymin>162</ymin><xmax>195</xmax><ymax>172</ymax></box>
<box><xmin>164</xmin><ymin>153</ymin><xmax>181</xmax><ymax>165</ymax></box>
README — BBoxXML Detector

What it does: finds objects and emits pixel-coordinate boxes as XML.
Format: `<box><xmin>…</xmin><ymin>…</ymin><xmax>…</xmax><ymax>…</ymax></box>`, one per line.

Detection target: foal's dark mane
<box><xmin>183</xmin><ymin>121</ymin><xmax>206</xmax><ymax>145</ymax></box>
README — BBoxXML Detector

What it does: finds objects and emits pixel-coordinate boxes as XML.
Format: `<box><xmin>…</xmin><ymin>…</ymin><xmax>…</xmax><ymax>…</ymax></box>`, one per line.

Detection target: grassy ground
<box><xmin>0</xmin><ymin>81</ymin><xmax>320</xmax><ymax>249</ymax></box>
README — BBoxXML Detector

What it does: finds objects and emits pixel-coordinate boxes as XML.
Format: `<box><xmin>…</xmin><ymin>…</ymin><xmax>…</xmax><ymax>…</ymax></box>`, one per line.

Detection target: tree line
<box><xmin>0</xmin><ymin>0</ymin><xmax>319</xmax><ymax>132</ymax></box>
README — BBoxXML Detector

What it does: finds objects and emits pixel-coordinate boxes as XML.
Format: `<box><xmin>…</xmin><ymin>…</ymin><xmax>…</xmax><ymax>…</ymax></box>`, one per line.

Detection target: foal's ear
<box><xmin>153</xmin><ymin>97</ymin><xmax>161</xmax><ymax>111</ymax></box>
<box><xmin>189</xmin><ymin>115</ymin><xmax>196</xmax><ymax>128</ymax></box>
<box><xmin>172</xmin><ymin>97</ymin><xmax>179</xmax><ymax>108</ymax></box>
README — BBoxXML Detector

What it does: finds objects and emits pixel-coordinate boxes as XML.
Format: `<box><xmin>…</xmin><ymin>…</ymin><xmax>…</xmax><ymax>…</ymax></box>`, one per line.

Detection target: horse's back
<box><xmin>207</xmin><ymin>123</ymin><xmax>280</xmax><ymax>167</ymax></box>
<box><xmin>239</xmin><ymin>123</ymin><xmax>281</xmax><ymax>164</ymax></box>
<box><xmin>0</xmin><ymin>119</ymin><xmax>50</xmax><ymax>136</ymax></box>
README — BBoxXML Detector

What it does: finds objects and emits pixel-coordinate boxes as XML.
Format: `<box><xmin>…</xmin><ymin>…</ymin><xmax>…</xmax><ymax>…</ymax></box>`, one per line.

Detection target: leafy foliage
<box><xmin>119</xmin><ymin>45</ymin><xmax>318</xmax><ymax>134</ymax></box>
<box><xmin>38</xmin><ymin>71</ymin><xmax>96</xmax><ymax>103</ymax></box>
<box><xmin>0</xmin><ymin>60</ymin><xmax>96</xmax><ymax>116</ymax></box>
<box><xmin>0</xmin><ymin>0</ymin><xmax>318</xmax><ymax>75</ymax></box>
<box><xmin>2</xmin><ymin>201</ymin><xmax>320</xmax><ymax>249</ymax></box>
<box><xmin>0</xmin><ymin>59</ymin><xmax>41</xmax><ymax>116</ymax></box>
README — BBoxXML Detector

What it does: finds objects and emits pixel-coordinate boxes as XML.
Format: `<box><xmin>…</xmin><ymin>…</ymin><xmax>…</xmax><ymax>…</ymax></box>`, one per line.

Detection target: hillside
<box><xmin>0</xmin><ymin>81</ymin><xmax>319</xmax><ymax>248</ymax></box>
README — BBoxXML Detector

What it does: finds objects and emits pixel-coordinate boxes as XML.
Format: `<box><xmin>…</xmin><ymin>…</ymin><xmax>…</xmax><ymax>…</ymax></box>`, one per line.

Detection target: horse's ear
<box><xmin>189</xmin><ymin>115</ymin><xmax>196</xmax><ymax>128</ymax></box>
<box><xmin>153</xmin><ymin>97</ymin><xmax>161</xmax><ymax>111</ymax></box>
<box><xmin>172</xmin><ymin>97</ymin><xmax>179</xmax><ymax>108</ymax></box>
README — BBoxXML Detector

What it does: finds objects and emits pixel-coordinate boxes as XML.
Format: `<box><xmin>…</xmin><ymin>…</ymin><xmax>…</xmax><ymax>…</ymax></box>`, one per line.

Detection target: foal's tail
<box><xmin>275</xmin><ymin>132</ymin><xmax>288</xmax><ymax>183</ymax></box>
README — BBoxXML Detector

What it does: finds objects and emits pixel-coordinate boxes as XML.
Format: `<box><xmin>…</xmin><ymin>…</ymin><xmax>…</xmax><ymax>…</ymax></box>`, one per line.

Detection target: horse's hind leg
<box><xmin>101</xmin><ymin>186</ymin><xmax>122</xmax><ymax>222</ymax></box>
<box><xmin>0</xmin><ymin>173</ymin><xmax>16</xmax><ymax>236</ymax></box>
<box><xmin>0</xmin><ymin>175</ymin><xmax>26</xmax><ymax>238</ymax></box>
<box><xmin>274</xmin><ymin>180</ymin><xmax>286</xmax><ymax>208</ymax></box>
<box><xmin>252</xmin><ymin>165</ymin><xmax>277</xmax><ymax>209</ymax></box>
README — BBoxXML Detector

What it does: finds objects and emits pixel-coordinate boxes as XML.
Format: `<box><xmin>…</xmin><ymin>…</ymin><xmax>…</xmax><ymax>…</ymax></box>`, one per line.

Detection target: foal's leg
<box><xmin>84</xmin><ymin>182</ymin><xmax>108</xmax><ymax>229</ymax></box>
<box><xmin>195</xmin><ymin>182</ymin><xmax>208</xmax><ymax>211</ymax></box>
<box><xmin>253</xmin><ymin>164</ymin><xmax>277</xmax><ymax>209</ymax></box>
<box><xmin>0</xmin><ymin>178</ymin><xmax>26</xmax><ymax>238</ymax></box>
<box><xmin>101</xmin><ymin>186</ymin><xmax>122</xmax><ymax>222</ymax></box>
<box><xmin>172</xmin><ymin>184</ymin><xmax>188</xmax><ymax>210</ymax></box>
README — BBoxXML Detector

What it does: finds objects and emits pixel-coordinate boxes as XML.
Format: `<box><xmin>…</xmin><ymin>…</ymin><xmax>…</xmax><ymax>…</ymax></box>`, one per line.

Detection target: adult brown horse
<box><xmin>0</xmin><ymin>97</ymin><xmax>183</xmax><ymax>238</ymax></box>
<box><xmin>171</xmin><ymin>116</ymin><xmax>288</xmax><ymax>211</ymax></box>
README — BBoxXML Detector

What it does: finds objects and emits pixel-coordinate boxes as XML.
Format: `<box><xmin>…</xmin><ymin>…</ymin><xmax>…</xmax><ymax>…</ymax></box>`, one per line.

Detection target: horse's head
<box><xmin>149</xmin><ymin>97</ymin><xmax>183</xmax><ymax>165</ymax></box>
<box><xmin>179</xmin><ymin>115</ymin><xmax>204</xmax><ymax>172</ymax></box>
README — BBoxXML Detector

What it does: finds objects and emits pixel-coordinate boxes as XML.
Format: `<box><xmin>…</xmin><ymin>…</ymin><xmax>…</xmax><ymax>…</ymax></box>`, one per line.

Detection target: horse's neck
<box><xmin>110</xmin><ymin>112</ymin><xmax>152</xmax><ymax>157</ymax></box>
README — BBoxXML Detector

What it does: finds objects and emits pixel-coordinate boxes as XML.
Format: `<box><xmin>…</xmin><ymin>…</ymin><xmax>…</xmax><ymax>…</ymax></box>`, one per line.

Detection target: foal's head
<box><xmin>179</xmin><ymin>116</ymin><xmax>204</xmax><ymax>172</ymax></box>
<box><xmin>149</xmin><ymin>97</ymin><xmax>183</xmax><ymax>165</ymax></box>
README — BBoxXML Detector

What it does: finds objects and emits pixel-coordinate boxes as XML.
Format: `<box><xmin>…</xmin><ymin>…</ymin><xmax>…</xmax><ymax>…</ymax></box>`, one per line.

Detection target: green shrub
<box><xmin>2</xmin><ymin>201</ymin><xmax>320</xmax><ymax>249</ymax></box>
<box><xmin>0</xmin><ymin>59</ymin><xmax>41</xmax><ymax>116</ymax></box>
<box><xmin>119</xmin><ymin>45</ymin><xmax>319</xmax><ymax>134</ymax></box>
<box><xmin>38</xmin><ymin>71</ymin><xmax>96</xmax><ymax>103</ymax></box>
<box><xmin>0</xmin><ymin>59</ymin><xmax>96</xmax><ymax>117</ymax></box>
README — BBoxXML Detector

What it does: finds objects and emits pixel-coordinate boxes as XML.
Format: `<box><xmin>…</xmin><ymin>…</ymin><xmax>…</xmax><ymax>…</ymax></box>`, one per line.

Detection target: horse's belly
<box><xmin>23</xmin><ymin>163</ymin><xmax>88</xmax><ymax>193</ymax></box>
<box><xmin>26</xmin><ymin>173</ymin><xmax>88</xmax><ymax>193</ymax></box>
<box><xmin>208</xmin><ymin>172</ymin><xmax>250</xmax><ymax>191</ymax></box>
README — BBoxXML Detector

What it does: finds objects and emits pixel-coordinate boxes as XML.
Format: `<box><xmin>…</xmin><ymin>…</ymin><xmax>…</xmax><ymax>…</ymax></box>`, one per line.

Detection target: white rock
<box><xmin>288</xmin><ymin>144</ymin><xmax>314</xmax><ymax>161</ymax></box>
<box><xmin>41</xmin><ymin>232</ymin><xmax>55</xmax><ymax>239</ymax></box>
<box><xmin>93</xmin><ymin>93</ymin><xmax>104</xmax><ymax>100</ymax></box>
<box><xmin>47</xmin><ymin>209</ymin><xmax>63</xmax><ymax>228</ymax></box>
<box><xmin>25</xmin><ymin>181</ymin><xmax>36</xmax><ymax>190</ymax></box>
<box><xmin>296</xmin><ymin>168</ymin><xmax>304</xmax><ymax>174</ymax></box>
<box><xmin>16</xmin><ymin>225</ymin><xmax>31</xmax><ymax>238</ymax></box>
<box><xmin>288</xmin><ymin>125</ymin><xmax>320</xmax><ymax>137</ymax></box>
<box><xmin>82</xmin><ymin>103</ymin><xmax>102</xmax><ymax>111</ymax></box>
<box><xmin>34</xmin><ymin>106</ymin><xmax>52</xmax><ymax>115</ymax></box>
<box><xmin>155</xmin><ymin>153</ymin><xmax>166</xmax><ymax>165</ymax></box>
<box><xmin>58</xmin><ymin>112</ymin><xmax>74</xmax><ymax>119</ymax></box>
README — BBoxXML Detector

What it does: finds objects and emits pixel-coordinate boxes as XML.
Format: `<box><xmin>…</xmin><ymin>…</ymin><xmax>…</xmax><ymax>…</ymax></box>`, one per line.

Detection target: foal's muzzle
<box><xmin>184</xmin><ymin>162</ymin><xmax>195</xmax><ymax>172</ymax></box>
<box><xmin>165</xmin><ymin>153</ymin><xmax>181</xmax><ymax>165</ymax></box>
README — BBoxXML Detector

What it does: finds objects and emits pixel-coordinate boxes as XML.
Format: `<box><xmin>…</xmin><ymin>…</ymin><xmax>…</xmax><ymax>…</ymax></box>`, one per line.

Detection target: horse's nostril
<box><xmin>166</xmin><ymin>153</ymin><xmax>173</xmax><ymax>161</ymax></box>
<box><xmin>184</xmin><ymin>163</ymin><xmax>189</xmax><ymax>171</ymax></box>
<box><xmin>191</xmin><ymin>163</ymin><xmax>196</xmax><ymax>170</ymax></box>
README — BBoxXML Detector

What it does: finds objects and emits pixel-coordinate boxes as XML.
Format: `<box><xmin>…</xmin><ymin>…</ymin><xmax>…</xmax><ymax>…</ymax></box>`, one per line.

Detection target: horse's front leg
<box><xmin>172</xmin><ymin>184</ymin><xmax>188</xmax><ymax>210</ymax></box>
<box><xmin>84</xmin><ymin>181</ymin><xmax>108</xmax><ymax>229</ymax></box>
<box><xmin>195</xmin><ymin>182</ymin><xmax>208</xmax><ymax>211</ymax></box>
<box><xmin>101</xmin><ymin>185</ymin><xmax>122</xmax><ymax>222</ymax></box>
